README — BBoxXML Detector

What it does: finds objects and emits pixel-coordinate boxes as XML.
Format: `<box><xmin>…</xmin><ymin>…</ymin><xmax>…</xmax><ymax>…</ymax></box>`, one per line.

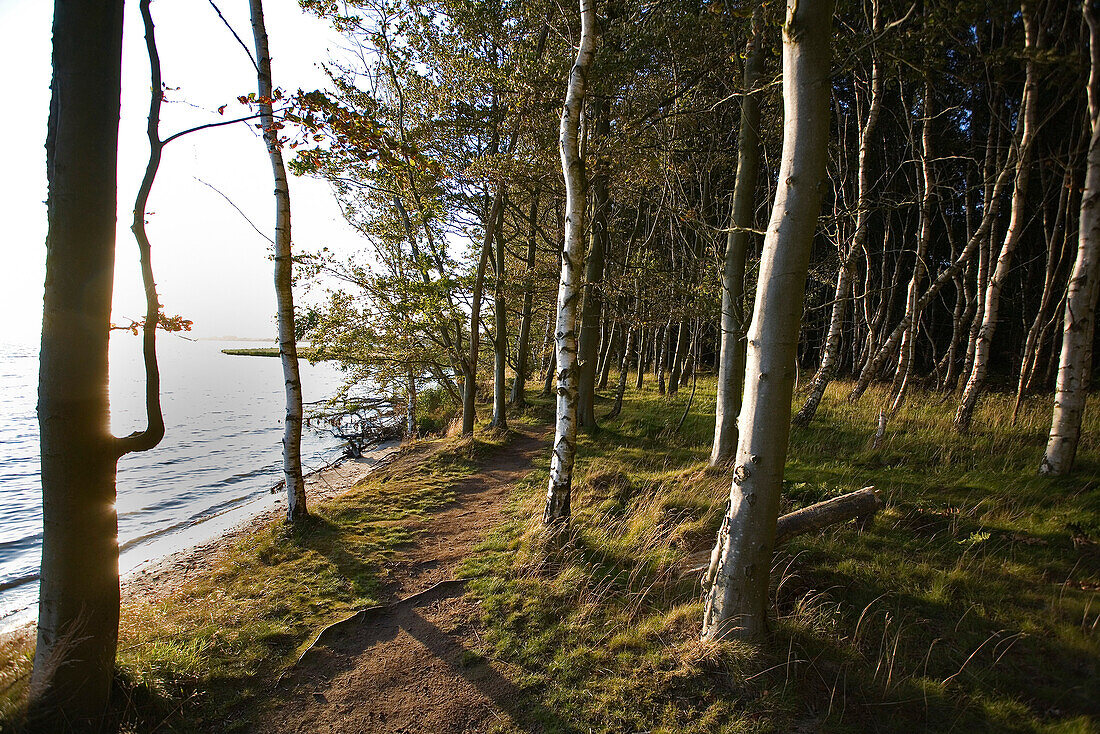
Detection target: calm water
<box><xmin>0</xmin><ymin>336</ymin><xmax>348</xmax><ymax>630</ymax></box>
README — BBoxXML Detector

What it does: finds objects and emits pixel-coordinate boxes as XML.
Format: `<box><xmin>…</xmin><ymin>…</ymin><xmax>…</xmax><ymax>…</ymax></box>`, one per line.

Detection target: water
<box><xmin>0</xmin><ymin>336</ymin><xmax>350</xmax><ymax>631</ymax></box>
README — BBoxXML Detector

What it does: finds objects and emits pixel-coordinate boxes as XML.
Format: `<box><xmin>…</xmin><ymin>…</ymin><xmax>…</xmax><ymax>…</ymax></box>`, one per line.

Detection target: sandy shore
<box><xmin>2</xmin><ymin>441</ymin><xmax>400</xmax><ymax>637</ymax></box>
<box><xmin>121</xmin><ymin>441</ymin><xmax>400</xmax><ymax>605</ymax></box>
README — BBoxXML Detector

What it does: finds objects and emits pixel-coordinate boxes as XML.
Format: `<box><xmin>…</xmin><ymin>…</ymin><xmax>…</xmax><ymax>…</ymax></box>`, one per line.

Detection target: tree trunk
<box><xmin>406</xmin><ymin>365</ymin><xmax>418</xmax><ymax>436</ymax></box>
<box><xmin>692</xmin><ymin>487</ymin><xmax>880</xmax><ymax>580</ymax></box>
<box><xmin>120</xmin><ymin>0</ymin><xmax>170</xmax><ymax>460</ymax></box>
<box><xmin>668</xmin><ymin>321</ymin><xmax>689</xmax><ymax>396</ymax></box>
<box><xmin>608</xmin><ymin>327</ymin><xmax>635</xmax><ymax>419</ymax></box>
<box><xmin>597</xmin><ymin>320</ymin><xmax>617</xmax><ymax>389</ymax></box>
<box><xmin>682</xmin><ymin>318</ymin><xmax>700</xmax><ymax>386</ymax></box>
<box><xmin>794</xmin><ymin>0</ymin><xmax>882</xmax><ymax>427</ymax></box>
<box><xmin>31</xmin><ymin>0</ymin><xmax>125</xmax><ymax>725</ymax></box>
<box><xmin>545</xmin><ymin>0</ymin><xmax>596</xmax><ymax>525</ymax></box>
<box><xmin>847</xmin><ymin>148</ymin><xmax>1018</xmax><ymax>404</ymax></box>
<box><xmin>701</xmin><ymin>0</ymin><xmax>835</xmax><ymax>641</ymax></box>
<box><xmin>250</xmin><ymin>0</ymin><xmax>307</xmax><ymax>521</ymax></box>
<box><xmin>889</xmin><ymin>80</ymin><xmax>936</xmax><ymax>408</ymax></box>
<box><xmin>1041</xmin><ymin>1</ymin><xmax>1100</xmax><ymax>475</ymax></box>
<box><xmin>577</xmin><ymin>98</ymin><xmax>609</xmax><ymax>429</ymax></box>
<box><xmin>542</xmin><ymin>347</ymin><xmax>556</xmax><ymax>397</ymax></box>
<box><xmin>463</xmin><ymin>186</ymin><xmax>504</xmax><ymax>435</ymax></box>
<box><xmin>491</xmin><ymin>196</ymin><xmax>508</xmax><ymax>429</ymax></box>
<box><xmin>955</xmin><ymin>5</ymin><xmax>1040</xmax><ymax>432</ymax></box>
<box><xmin>938</xmin><ymin>262</ymin><xmax>969</xmax><ymax>390</ymax></box>
<box><xmin>961</xmin><ymin>117</ymin><xmax>1002</xmax><ymax>388</ymax></box>
<box><xmin>657</xmin><ymin>320</ymin><xmax>671</xmax><ymax>395</ymax></box>
<box><xmin>1014</xmin><ymin>166</ymin><xmax>1073</xmax><ymax>421</ymax></box>
<box><xmin>510</xmin><ymin>191</ymin><xmax>540</xmax><ymax>408</ymax></box>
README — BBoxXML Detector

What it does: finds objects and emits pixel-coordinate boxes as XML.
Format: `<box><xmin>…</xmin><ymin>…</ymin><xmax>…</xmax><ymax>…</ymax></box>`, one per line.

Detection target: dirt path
<box><xmin>256</xmin><ymin>428</ymin><xmax>569</xmax><ymax>734</ymax></box>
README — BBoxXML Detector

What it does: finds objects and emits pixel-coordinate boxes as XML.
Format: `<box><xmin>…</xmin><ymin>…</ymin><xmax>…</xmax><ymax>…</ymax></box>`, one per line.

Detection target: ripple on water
<box><xmin>0</xmin><ymin>338</ymin><xmax>349</xmax><ymax>629</ymax></box>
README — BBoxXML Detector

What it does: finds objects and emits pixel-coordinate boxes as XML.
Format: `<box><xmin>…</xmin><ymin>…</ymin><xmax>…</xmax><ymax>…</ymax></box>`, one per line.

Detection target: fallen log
<box><xmin>773</xmin><ymin>486</ymin><xmax>880</xmax><ymax>545</ymax></box>
<box><xmin>686</xmin><ymin>486</ymin><xmax>880</xmax><ymax>582</ymax></box>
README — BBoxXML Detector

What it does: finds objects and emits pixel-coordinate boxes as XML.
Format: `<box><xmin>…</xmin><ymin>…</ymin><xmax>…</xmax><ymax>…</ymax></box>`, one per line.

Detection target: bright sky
<box><xmin>0</xmin><ymin>0</ymin><xmax>364</xmax><ymax>343</ymax></box>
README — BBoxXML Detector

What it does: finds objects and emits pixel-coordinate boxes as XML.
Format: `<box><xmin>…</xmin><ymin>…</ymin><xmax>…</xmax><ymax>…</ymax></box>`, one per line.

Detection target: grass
<box><xmin>461</xmin><ymin>376</ymin><xmax>1100</xmax><ymax>733</ymax></box>
<box><xmin>0</xmin><ymin>428</ymin><xmax>510</xmax><ymax>733</ymax></box>
<box><xmin>1</xmin><ymin>376</ymin><xmax>1097</xmax><ymax>732</ymax></box>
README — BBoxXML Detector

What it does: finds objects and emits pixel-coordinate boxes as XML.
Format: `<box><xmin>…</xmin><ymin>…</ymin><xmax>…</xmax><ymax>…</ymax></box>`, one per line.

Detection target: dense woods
<box><xmin>288</xmin><ymin>0</ymin><xmax>1097</xmax><ymax>630</ymax></box>
<box><xmin>290</xmin><ymin>0</ymin><xmax>1096</xmax><ymax>469</ymax></box>
<box><xmin>12</xmin><ymin>0</ymin><xmax>1100</xmax><ymax>730</ymax></box>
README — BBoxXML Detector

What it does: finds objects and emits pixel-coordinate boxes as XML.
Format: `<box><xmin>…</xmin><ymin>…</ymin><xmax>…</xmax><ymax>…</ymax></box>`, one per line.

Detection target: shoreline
<box><xmin>1</xmin><ymin>440</ymin><xmax>400</xmax><ymax>636</ymax></box>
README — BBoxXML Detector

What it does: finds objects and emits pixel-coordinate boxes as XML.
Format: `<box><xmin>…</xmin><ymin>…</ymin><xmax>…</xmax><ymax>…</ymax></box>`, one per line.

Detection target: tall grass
<box><xmin>464</xmin><ymin>377</ymin><xmax>1100</xmax><ymax>733</ymax></box>
<box><xmin>0</xmin><ymin>430</ymin><xmax>509</xmax><ymax>732</ymax></box>
<box><xmin>1</xmin><ymin>378</ymin><xmax>1096</xmax><ymax>732</ymax></box>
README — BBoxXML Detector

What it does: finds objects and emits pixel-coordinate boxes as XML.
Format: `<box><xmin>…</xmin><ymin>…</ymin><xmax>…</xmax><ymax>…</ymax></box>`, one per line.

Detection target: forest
<box><xmin>4</xmin><ymin>0</ymin><xmax>1100</xmax><ymax>731</ymax></box>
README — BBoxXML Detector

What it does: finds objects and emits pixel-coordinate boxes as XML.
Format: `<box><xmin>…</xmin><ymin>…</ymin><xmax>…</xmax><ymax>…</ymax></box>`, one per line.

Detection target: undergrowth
<box><xmin>2</xmin><ymin>377</ymin><xmax>1097</xmax><ymax>733</ymax></box>
<box><xmin>0</xmin><ymin>429</ymin><xmax>509</xmax><ymax>733</ymax></box>
<box><xmin>462</xmin><ymin>378</ymin><xmax>1100</xmax><ymax>734</ymax></box>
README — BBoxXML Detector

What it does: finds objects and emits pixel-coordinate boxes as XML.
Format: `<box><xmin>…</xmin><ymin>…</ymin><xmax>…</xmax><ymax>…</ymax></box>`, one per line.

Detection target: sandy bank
<box><xmin>121</xmin><ymin>442</ymin><xmax>400</xmax><ymax>605</ymax></box>
<box><xmin>3</xmin><ymin>441</ymin><xmax>399</xmax><ymax>637</ymax></box>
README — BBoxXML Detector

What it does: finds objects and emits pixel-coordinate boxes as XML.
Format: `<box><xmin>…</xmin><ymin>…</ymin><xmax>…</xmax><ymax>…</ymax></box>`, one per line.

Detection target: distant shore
<box><xmin>221</xmin><ymin>347</ymin><xmax>319</xmax><ymax>359</ymax></box>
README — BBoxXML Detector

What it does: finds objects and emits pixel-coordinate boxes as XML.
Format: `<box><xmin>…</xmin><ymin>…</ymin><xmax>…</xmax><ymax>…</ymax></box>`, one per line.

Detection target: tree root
<box><xmin>291</xmin><ymin>577</ymin><xmax>468</xmax><ymax>669</ymax></box>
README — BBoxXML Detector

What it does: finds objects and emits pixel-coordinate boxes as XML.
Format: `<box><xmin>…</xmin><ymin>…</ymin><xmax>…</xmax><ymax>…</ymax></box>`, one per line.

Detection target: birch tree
<box><xmin>250</xmin><ymin>0</ymin><xmax>308</xmax><ymax>520</ymax></box>
<box><xmin>545</xmin><ymin>0</ymin><xmax>597</xmax><ymax>525</ymax></box>
<box><xmin>701</xmin><ymin>0</ymin><xmax>835</xmax><ymax>640</ymax></box>
<box><xmin>793</xmin><ymin>0</ymin><xmax>882</xmax><ymax>428</ymax></box>
<box><xmin>955</xmin><ymin>2</ymin><xmax>1041</xmax><ymax>432</ymax></box>
<box><xmin>711</xmin><ymin>6</ymin><xmax>765</xmax><ymax>465</ymax></box>
<box><xmin>1040</xmin><ymin>0</ymin><xmax>1100</xmax><ymax>475</ymax></box>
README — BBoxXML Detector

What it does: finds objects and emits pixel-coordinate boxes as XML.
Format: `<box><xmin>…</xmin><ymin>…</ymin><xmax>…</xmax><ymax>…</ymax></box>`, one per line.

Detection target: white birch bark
<box><xmin>1041</xmin><ymin>0</ymin><xmax>1100</xmax><ymax>475</ymax></box>
<box><xmin>846</xmin><ymin>149</ymin><xmax>1018</xmax><ymax>403</ymax></box>
<box><xmin>1014</xmin><ymin>168</ymin><xmax>1073</xmax><ymax>421</ymax></box>
<box><xmin>712</xmin><ymin>7</ymin><xmax>765</xmax><ymax>464</ymax></box>
<box><xmin>701</xmin><ymin>0</ymin><xmax>835</xmax><ymax>640</ymax></box>
<box><xmin>657</xmin><ymin>320</ymin><xmax>671</xmax><ymax>394</ymax></box>
<box><xmin>545</xmin><ymin>0</ymin><xmax>597</xmax><ymax>525</ymax></box>
<box><xmin>250</xmin><ymin>0</ymin><xmax>307</xmax><ymax>521</ymax></box>
<box><xmin>608</xmin><ymin>326</ymin><xmax>634</xmax><ymax>419</ymax></box>
<box><xmin>961</xmin><ymin>118</ymin><xmax>1001</xmax><ymax>387</ymax></box>
<box><xmin>955</xmin><ymin>4</ymin><xmax>1040</xmax><ymax>432</ymax></box>
<box><xmin>793</xmin><ymin>0</ymin><xmax>882</xmax><ymax>428</ymax></box>
<box><xmin>889</xmin><ymin>80</ymin><xmax>935</xmax><ymax>405</ymax></box>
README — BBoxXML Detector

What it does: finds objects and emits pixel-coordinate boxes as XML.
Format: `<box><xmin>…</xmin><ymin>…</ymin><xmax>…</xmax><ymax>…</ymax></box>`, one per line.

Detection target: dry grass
<box><xmin>0</xmin><ymin>429</ymin><xmax>512</xmax><ymax>732</ymax></box>
<box><xmin>463</xmin><ymin>377</ymin><xmax>1100</xmax><ymax>733</ymax></box>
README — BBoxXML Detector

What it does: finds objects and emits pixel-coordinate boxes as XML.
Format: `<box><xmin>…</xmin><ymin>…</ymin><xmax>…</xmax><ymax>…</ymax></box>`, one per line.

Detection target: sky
<box><xmin>0</xmin><ymin>0</ymin><xmax>365</xmax><ymax>344</ymax></box>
